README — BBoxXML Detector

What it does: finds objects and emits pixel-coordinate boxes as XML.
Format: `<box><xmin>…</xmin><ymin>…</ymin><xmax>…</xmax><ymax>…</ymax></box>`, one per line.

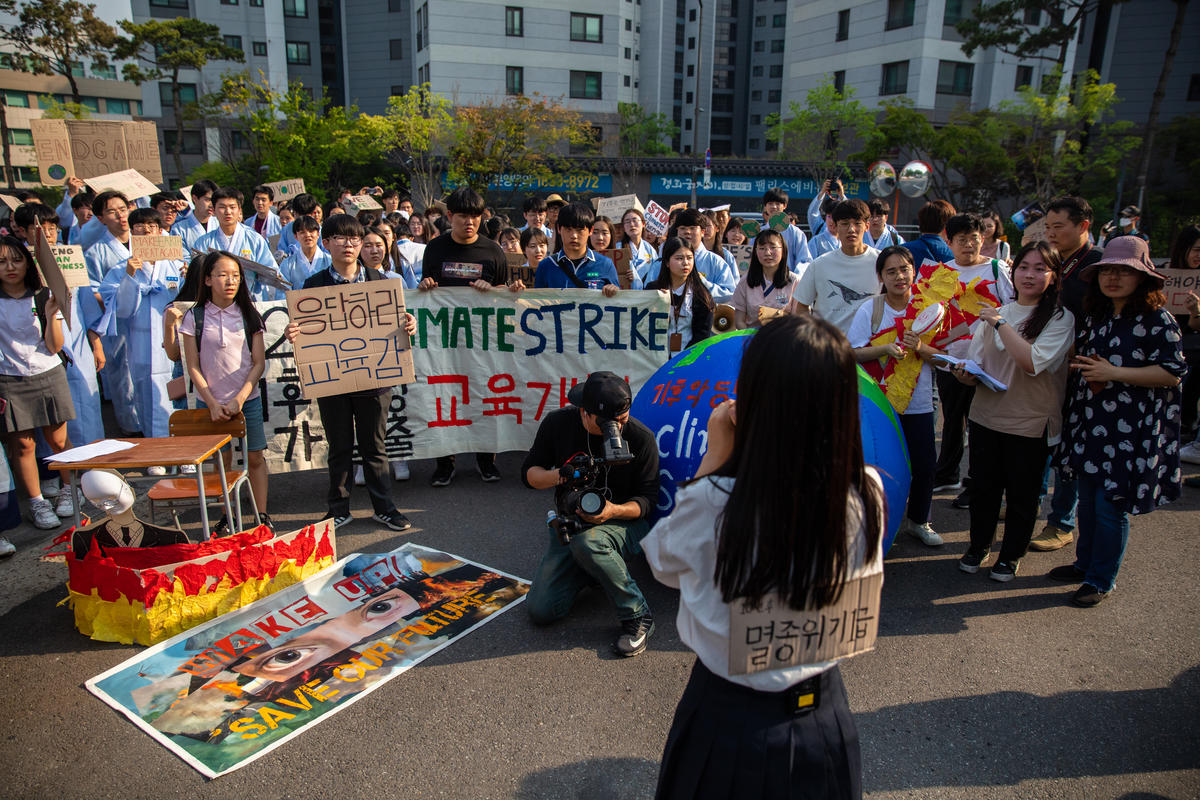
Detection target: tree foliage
<box><xmin>115</xmin><ymin>18</ymin><xmax>243</xmax><ymax>177</ymax></box>
<box><xmin>0</xmin><ymin>0</ymin><xmax>118</xmax><ymax>103</ymax></box>
<box><xmin>764</xmin><ymin>82</ymin><xmax>875</xmax><ymax>183</ymax></box>
<box><xmin>360</xmin><ymin>85</ymin><xmax>455</xmax><ymax>210</ymax></box>
<box><xmin>956</xmin><ymin>0</ymin><xmax>1111</xmax><ymax>71</ymax></box>
<box><xmin>610</xmin><ymin>102</ymin><xmax>678</xmax><ymax>193</ymax></box>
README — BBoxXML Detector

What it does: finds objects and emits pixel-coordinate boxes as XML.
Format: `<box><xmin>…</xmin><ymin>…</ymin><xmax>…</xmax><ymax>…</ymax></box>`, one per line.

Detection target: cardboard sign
<box><xmin>286</xmin><ymin>281</ymin><xmax>415</xmax><ymax>399</ymax></box>
<box><xmin>601</xmin><ymin>247</ymin><xmax>634</xmax><ymax>289</ymax></box>
<box><xmin>0</xmin><ymin>193</ymin><xmax>21</xmax><ymax>211</ymax></box>
<box><xmin>768</xmin><ymin>212</ymin><xmax>790</xmax><ymax>232</ymax></box>
<box><xmin>30</xmin><ymin>119</ymin><xmax>162</xmax><ymax>184</ymax></box>
<box><xmin>264</xmin><ymin>178</ymin><xmax>306</xmax><ymax>200</ymax></box>
<box><xmin>178</xmin><ymin>184</ymin><xmax>193</xmax><ymax>205</ymax></box>
<box><xmin>644</xmin><ymin>200</ymin><xmax>670</xmax><ymax>238</ymax></box>
<box><xmin>729</xmin><ymin>571</ymin><xmax>882</xmax><ymax>676</ymax></box>
<box><xmin>191</xmin><ymin>247</ymin><xmax>290</xmax><ymax>291</ymax></box>
<box><xmin>504</xmin><ymin>251</ymin><xmax>534</xmax><ymax>285</ymax></box>
<box><xmin>741</xmin><ymin>220</ymin><xmax>761</xmax><ymax>237</ymax></box>
<box><xmin>342</xmin><ymin>194</ymin><xmax>382</xmax><ymax>212</ymax></box>
<box><xmin>1162</xmin><ymin>268</ymin><xmax>1200</xmax><ymax>314</ymax></box>
<box><xmin>31</xmin><ymin>226</ymin><xmax>73</xmax><ymax>329</ymax></box>
<box><xmin>84</xmin><ymin>168</ymin><xmax>161</xmax><ymax>201</ymax></box>
<box><xmin>131</xmin><ymin>235</ymin><xmax>183</xmax><ymax>263</ymax></box>
<box><xmin>51</xmin><ymin>243</ymin><xmax>89</xmax><ymax>289</ymax></box>
<box><xmin>592</xmin><ymin>194</ymin><xmax>644</xmax><ymax>221</ymax></box>
<box><xmin>728</xmin><ymin>243</ymin><xmax>754</xmax><ymax>274</ymax></box>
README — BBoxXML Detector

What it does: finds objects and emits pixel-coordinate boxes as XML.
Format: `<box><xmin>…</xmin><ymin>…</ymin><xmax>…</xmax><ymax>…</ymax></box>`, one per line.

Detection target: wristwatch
<box><xmin>993</xmin><ymin>318</ymin><xmax>1007</xmax><ymax>331</ymax></box>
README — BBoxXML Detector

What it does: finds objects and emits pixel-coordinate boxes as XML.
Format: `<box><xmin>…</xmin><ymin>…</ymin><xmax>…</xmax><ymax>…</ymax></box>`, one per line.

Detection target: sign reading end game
<box><xmin>286</xmin><ymin>282</ymin><xmax>415</xmax><ymax>399</ymax></box>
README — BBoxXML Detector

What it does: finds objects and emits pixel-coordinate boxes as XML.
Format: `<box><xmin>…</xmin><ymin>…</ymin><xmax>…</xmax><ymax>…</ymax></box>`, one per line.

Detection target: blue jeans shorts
<box><xmin>196</xmin><ymin>394</ymin><xmax>266</xmax><ymax>453</ymax></box>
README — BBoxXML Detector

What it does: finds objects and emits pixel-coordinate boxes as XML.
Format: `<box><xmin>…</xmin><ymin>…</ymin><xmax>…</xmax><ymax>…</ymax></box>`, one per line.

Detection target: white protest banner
<box><xmin>1162</xmin><ymin>268</ymin><xmax>1200</xmax><ymax>314</ymax></box>
<box><xmin>342</xmin><ymin>194</ymin><xmax>382</xmax><ymax>212</ymax></box>
<box><xmin>131</xmin><ymin>235</ymin><xmax>183</xmax><ymax>263</ymax></box>
<box><xmin>256</xmin><ymin>288</ymin><xmax>671</xmax><ymax>472</ymax></box>
<box><xmin>728</xmin><ymin>570</ymin><xmax>883</xmax><ymax>676</ymax></box>
<box><xmin>592</xmin><ymin>194</ymin><xmax>644</xmax><ymax>221</ymax></box>
<box><xmin>30</xmin><ymin>119</ymin><xmax>162</xmax><ymax>184</ymax></box>
<box><xmin>84</xmin><ymin>168</ymin><xmax>161</xmax><ymax>201</ymax></box>
<box><xmin>286</xmin><ymin>282</ymin><xmax>415</xmax><ymax>399</ymax></box>
<box><xmin>264</xmin><ymin>178</ymin><xmax>305</xmax><ymax>199</ymax></box>
<box><xmin>31</xmin><ymin>226</ymin><xmax>73</xmax><ymax>329</ymax></box>
<box><xmin>644</xmin><ymin>201</ymin><xmax>670</xmax><ymax>238</ymax></box>
<box><xmin>50</xmin><ymin>243</ymin><xmax>90</xmax><ymax>289</ymax></box>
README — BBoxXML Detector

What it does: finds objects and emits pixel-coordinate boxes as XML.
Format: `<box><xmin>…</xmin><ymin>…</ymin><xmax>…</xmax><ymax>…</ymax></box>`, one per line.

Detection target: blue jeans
<box><xmin>1039</xmin><ymin>456</ymin><xmax>1077</xmax><ymax>532</ymax></box>
<box><xmin>527</xmin><ymin>518</ymin><xmax>650</xmax><ymax>624</ymax></box>
<box><xmin>1074</xmin><ymin>476</ymin><xmax>1130</xmax><ymax>594</ymax></box>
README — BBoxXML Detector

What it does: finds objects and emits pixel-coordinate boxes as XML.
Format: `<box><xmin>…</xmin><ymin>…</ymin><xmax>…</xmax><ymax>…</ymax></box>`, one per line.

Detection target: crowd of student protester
<box><xmin>0</xmin><ymin>177</ymin><xmax>1197</xmax><ymax>611</ymax></box>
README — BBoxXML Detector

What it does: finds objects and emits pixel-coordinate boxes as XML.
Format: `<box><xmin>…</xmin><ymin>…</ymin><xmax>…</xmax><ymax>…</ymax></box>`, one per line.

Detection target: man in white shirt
<box><xmin>249</xmin><ymin>184</ymin><xmax>283</xmax><ymax>239</ymax></box>
<box><xmin>790</xmin><ymin>199</ymin><xmax>879</xmax><ymax>333</ymax></box>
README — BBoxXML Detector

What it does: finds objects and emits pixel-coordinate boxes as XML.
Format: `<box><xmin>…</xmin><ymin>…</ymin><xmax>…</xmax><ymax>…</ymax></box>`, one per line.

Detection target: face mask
<box><xmin>1119</xmin><ymin>217</ymin><xmax>1134</xmax><ymax>229</ymax></box>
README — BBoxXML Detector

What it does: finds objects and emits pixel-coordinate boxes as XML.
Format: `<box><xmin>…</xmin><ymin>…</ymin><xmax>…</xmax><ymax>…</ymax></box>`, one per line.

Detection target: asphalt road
<box><xmin>1</xmin><ymin>452</ymin><xmax>1198</xmax><ymax>799</ymax></box>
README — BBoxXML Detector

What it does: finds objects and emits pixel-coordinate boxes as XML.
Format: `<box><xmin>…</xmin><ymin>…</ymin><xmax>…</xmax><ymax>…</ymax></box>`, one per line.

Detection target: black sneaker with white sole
<box><xmin>614</xmin><ymin>614</ymin><xmax>654</xmax><ymax>657</ymax></box>
<box><xmin>322</xmin><ymin>513</ymin><xmax>353</xmax><ymax>529</ymax></box>
<box><xmin>959</xmin><ymin>548</ymin><xmax>988</xmax><ymax>574</ymax></box>
<box><xmin>430</xmin><ymin>462</ymin><xmax>456</xmax><ymax>487</ymax></box>
<box><xmin>989</xmin><ymin>560</ymin><xmax>1019</xmax><ymax>582</ymax></box>
<box><xmin>479</xmin><ymin>462</ymin><xmax>501</xmax><ymax>482</ymax></box>
<box><xmin>372</xmin><ymin>511</ymin><xmax>412</xmax><ymax>531</ymax></box>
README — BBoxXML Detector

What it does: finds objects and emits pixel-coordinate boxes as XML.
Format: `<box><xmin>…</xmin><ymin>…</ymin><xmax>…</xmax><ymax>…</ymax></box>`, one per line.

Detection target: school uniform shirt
<box><xmin>902</xmin><ymin>234</ymin><xmax>954</xmax><ymax>270</ymax></box>
<box><xmin>276</xmin><ymin>219</ymin><xmax>330</xmax><ymax>259</ymax></box>
<box><xmin>807</xmin><ymin>228</ymin><xmax>842</xmax><ymax>260</ymax></box>
<box><xmin>640</xmin><ymin>243</ymin><xmax>739</xmax><ymax>302</ymax></box>
<box><xmin>519</xmin><ymin>223</ymin><xmax>554</xmax><ymax>239</ymax></box>
<box><xmin>178</xmin><ymin>301</ymin><xmax>261</xmax><ymax>407</ymax></box>
<box><xmin>421</xmin><ymin>232</ymin><xmax>507</xmax><ymax>287</ymax></box>
<box><xmin>0</xmin><ymin>291</ymin><xmax>63</xmax><ymax>376</ymax></box>
<box><xmin>625</xmin><ymin>239</ymin><xmax>657</xmax><ymax>279</ymax></box>
<box><xmin>665</xmin><ymin>284</ymin><xmax>714</xmax><ymax>351</ymax></box>
<box><xmin>642</xmin><ymin>470</ymin><xmax>883</xmax><ymax>692</ymax></box>
<box><xmin>84</xmin><ymin>228</ymin><xmax>132</xmax><ymax>287</ymax></box>
<box><xmin>757</xmin><ymin>221</ymin><xmax>814</xmax><ymax>273</ymax></box>
<box><xmin>534</xmin><ymin>249</ymin><xmax>620</xmax><ymax>289</ymax></box>
<box><xmin>62</xmin><ymin>287</ymin><xmax>105</xmax><ymax>447</ymax></box>
<box><xmin>250</xmin><ymin>211</ymin><xmax>282</xmax><ymax>239</ymax></box>
<box><xmin>791</xmin><ymin>246</ymin><xmax>881</xmax><ymax>334</ymax></box>
<box><xmin>395</xmin><ymin>239</ymin><xmax>426</xmax><ymax>280</ymax></box>
<box><xmin>89</xmin><ymin>239</ymin><xmax>141</xmax><ymax>433</ymax></box>
<box><xmin>113</xmin><ymin>259</ymin><xmax>184</xmax><ymax>437</ymax></box>
<box><xmin>170</xmin><ymin>213</ymin><xmax>219</xmax><ymax>253</ymax></box>
<box><xmin>730</xmin><ymin>271</ymin><xmax>794</xmax><ymax>329</ymax></box>
<box><xmin>865</xmin><ymin>225</ymin><xmax>905</xmax><ymax>250</ymax></box>
<box><xmin>943</xmin><ymin>258</ymin><xmax>1015</xmax><ymax>359</ymax></box>
<box><xmin>193</xmin><ymin>225</ymin><xmax>284</xmax><ymax>301</ymax></box>
<box><xmin>847</xmin><ymin>298</ymin><xmax>935</xmax><ymax>414</ymax></box>
<box><xmin>280</xmin><ymin>247</ymin><xmax>333</xmax><ymax>289</ymax></box>
<box><xmin>78</xmin><ymin>216</ymin><xmax>107</xmax><ymax>252</ymax></box>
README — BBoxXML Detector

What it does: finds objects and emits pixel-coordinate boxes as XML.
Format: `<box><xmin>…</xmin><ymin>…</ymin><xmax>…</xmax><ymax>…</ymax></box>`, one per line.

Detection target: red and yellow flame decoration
<box><xmin>66</xmin><ymin>522</ymin><xmax>337</xmax><ymax>646</ymax></box>
<box><xmin>864</xmin><ymin>263</ymin><xmax>1002</xmax><ymax>413</ymax></box>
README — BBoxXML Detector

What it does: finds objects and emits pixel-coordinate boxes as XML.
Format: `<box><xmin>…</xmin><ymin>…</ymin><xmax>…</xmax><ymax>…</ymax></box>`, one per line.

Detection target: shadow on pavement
<box><xmin>514</xmin><ymin>756</ymin><xmax>660</xmax><ymax>800</ymax></box>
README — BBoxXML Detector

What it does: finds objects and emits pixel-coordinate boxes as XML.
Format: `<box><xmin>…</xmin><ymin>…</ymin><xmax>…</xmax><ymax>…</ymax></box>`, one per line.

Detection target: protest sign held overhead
<box><xmin>644</xmin><ymin>200</ymin><xmax>670</xmax><ymax>238</ymax></box>
<box><xmin>0</xmin><ymin>193</ymin><xmax>21</xmax><ymax>211</ymax></box>
<box><xmin>286</xmin><ymin>282</ymin><xmax>415</xmax><ymax>400</ymax></box>
<box><xmin>84</xmin><ymin>168</ymin><xmax>162</xmax><ymax>201</ymax></box>
<box><xmin>131</xmin><ymin>235</ymin><xmax>184</xmax><ymax>263</ymax></box>
<box><xmin>342</xmin><ymin>194</ymin><xmax>382</xmax><ymax>212</ymax></box>
<box><xmin>264</xmin><ymin>178</ymin><xmax>306</xmax><ymax>199</ymax></box>
<box><xmin>30</xmin><ymin>119</ymin><xmax>163</xmax><ymax>184</ymax></box>
<box><xmin>593</xmin><ymin>194</ymin><xmax>644</xmax><ymax>221</ymax></box>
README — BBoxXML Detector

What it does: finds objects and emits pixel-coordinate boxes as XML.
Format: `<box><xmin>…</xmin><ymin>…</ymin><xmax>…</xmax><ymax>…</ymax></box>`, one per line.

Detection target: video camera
<box><xmin>546</xmin><ymin>417</ymin><xmax>634</xmax><ymax>544</ymax></box>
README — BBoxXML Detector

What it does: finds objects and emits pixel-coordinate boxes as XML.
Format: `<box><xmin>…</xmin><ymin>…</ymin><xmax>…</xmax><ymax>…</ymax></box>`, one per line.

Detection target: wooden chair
<box><xmin>147</xmin><ymin>410</ymin><xmax>260</xmax><ymax>532</ymax></box>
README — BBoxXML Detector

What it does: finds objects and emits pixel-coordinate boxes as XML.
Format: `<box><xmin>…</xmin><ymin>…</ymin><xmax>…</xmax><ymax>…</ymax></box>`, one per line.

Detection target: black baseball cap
<box><xmin>568</xmin><ymin>372</ymin><xmax>632</xmax><ymax>417</ymax></box>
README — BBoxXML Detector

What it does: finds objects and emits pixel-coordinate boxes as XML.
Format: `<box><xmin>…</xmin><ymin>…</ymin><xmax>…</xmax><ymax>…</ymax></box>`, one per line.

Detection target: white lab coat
<box><xmin>113</xmin><ymin>260</ymin><xmax>183</xmax><ymax>438</ymax></box>
<box><xmin>88</xmin><ymin>230</ymin><xmax>140</xmax><ymax>433</ymax></box>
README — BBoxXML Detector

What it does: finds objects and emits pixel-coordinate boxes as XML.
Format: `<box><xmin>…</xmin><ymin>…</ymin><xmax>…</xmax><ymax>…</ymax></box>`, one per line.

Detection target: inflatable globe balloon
<box><xmin>631</xmin><ymin>328</ymin><xmax>911</xmax><ymax>550</ymax></box>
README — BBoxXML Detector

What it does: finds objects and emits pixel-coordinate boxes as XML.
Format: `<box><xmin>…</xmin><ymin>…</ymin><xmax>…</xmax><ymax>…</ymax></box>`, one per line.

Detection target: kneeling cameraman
<box><xmin>522</xmin><ymin>372</ymin><xmax>660</xmax><ymax>657</ymax></box>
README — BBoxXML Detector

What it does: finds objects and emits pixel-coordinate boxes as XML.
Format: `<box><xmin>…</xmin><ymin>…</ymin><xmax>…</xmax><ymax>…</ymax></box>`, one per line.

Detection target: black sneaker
<box><xmin>258</xmin><ymin>512</ymin><xmax>276</xmax><ymax>533</ymax></box>
<box><xmin>479</xmin><ymin>462</ymin><xmax>501</xmax><ymax>483</ymax></box>
<box><xmin>614</xmin><ymin>614</ymin><xmax>654</xmax><ymax>657</ymax></box>
<box><xmin>952</xmin><ymin>489</ymin><xmax>971</xmax><ymax>509</ymax></box>
<box><xmin>1046</xmin><ymin>564</ymin><xmax>1087</xmax><ymax>582</ymax></box>
<box><xmin>989</xmin><ymin>560</ymin><xmax>1019</xmax><ymax>582</ymax></box>
<box><xmin>1071</xmin><ymin>584</ymin><xmax>1109</xmax><ymax>607</ymax></box>
<box><xmin>959</xmin><ymin>548</ymin><xmax>988</xmax><ymax>574</ymax></box>
<box><xmin>372</xmin><ymin>511</ymin><xmax>412</xmax><ymax>531</ymax></box>
<box><xmin>431</xmin><ymin>462</ymin><xmax>456</xmax><ymax>487</ymax></box>
<box><xmin>321</xmin><ymin>512</ymin><xmax>353</xmax><ymax>529</ymax></box>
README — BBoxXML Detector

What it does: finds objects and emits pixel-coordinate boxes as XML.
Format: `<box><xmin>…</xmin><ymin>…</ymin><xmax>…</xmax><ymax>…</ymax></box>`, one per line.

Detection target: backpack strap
<box><xmin>192</xmin><ymin>303</ymin><xmax>206</xmax><ymax>355</ymax></box>
<box><xmin>870</xmin><ymin>294</ymin><xmax>887</xmax><ymax>334</ymax></box>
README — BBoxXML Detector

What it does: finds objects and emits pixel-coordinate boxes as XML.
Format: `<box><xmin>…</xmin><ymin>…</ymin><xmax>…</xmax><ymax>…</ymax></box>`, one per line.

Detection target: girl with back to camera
<box><xmin>643</xmin><ymin>315</ymin><xmax>884</xmax><ymax>799</ymax></box>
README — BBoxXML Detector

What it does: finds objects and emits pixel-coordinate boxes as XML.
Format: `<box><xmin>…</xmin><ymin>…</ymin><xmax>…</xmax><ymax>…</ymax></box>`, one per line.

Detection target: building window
<box><xmin>506</xmin><ymin>66</ymin><xmax>523</xmax><ymax>95</ymax></box>
<box><xmin>224</xmin><ymin>35</ymin><xmax>243</xmax><ymax>52</ymax></box>
<box><xmin>713</xmin><ymin>70</ymin><xmax>733</xmax><ymax>89</ymax></box>
<box><xmin>158</xmin><ymin>82</ymin><xmax>198</xmax><ymax>105</ymax></box>
<box><xmin>836</xmin><ymin>9</ymin><xmax>849</xmax><ymax>41</ymax></box>
<box><xmin>163</xmin><ymin>129</ymin><xmax>204</xmax><ymax>155</ymax></box>
<box><xmin>687</xmin><ymin>64</ymin><xmax>694</xmax><ymax>76</ymax></box>
<box><xmin>418</xmin><ymin>64</ymin><xmax>429</xmax><ymax>84</ymax></box>
<box><xmin>688</xmin><ymin>8</ymin><xmax>696</xmax><ymax>21</ymax></box>
<box><xmin>1188</xmin><ymin>74</ymin><xmax>1200</xmax><ymax>101</ymax></box>
<box><xmin>750</xmin><ymin>114</ymin><xmax>760</xmax><ymax>124</ymax></box>
<box><xmin>684</xmin><ymin>119</ymin><xmax>692</xmax><ymax>131</ymax></box>
<box><xmin>944</xmin><ymin>0</ymin><xmax>979</xmax><ymax>26</ymax></box>
<box><xmin>389</xmin><ymin>0</ymin><xmax>402</xmax><ymax>9</ymax></box>
<box><xmin>1023</xmin><ymin>8</ymin><xmax>1040</xmax><ymax>25</ymax></box>
<box><xmin>570</xmin><ymin>13</ymin><xmax>603</xmax><ymax>42</ymax></box>
<box><xmin>714</xmin><ymin>47</ymin><xmax>733</xmax><ymax>65</ymax></box>
<box><xmin>772</xmin><ymin>13</ymin><xmax>785</xmax><ymax>27</ymax></box>
<box><xmin>770</xmin><ymin>39</ymin><xmax>783</xmax><ymax>52</ymax></box>
<box><xmin>13</xmin><ymin>166</ymin><xmax>39</xmax><ymax>182</ymax></box>
<box><xmin>673</xmin><ymin>78</ymin><xmax>683</xmax><ymax>100</ymax></box>
<box><xmin>936</xmin><ymin>60</ymin><xmax>973</xmax><ymax>95</ymax></box>
<box><xmin>1015</xmin><ymin>65</ymin><xmax>1033</xmax><ymax>90</ymax></box>
<box><xmin>753</xmin><ymin>40</ymin><xmax>764</xmax><ymax>51</ymax></box>
<box><xmin>92</xmin><ymin>64</ymin><xmax>117</xmax><ymax>80</ymax></box>
<box><xmin>390</xmin><ymin>85</ymin><xmax>405</xmax><ymax>95</ymax></box>
<box><xmin>749</xmin><ymin>138</ymin><xmax>760</xmax><ymax>149</ymax></box>
<box><xmin>148</xmin><ymin>0</ymin><xmax>188</xmax><ymax>7</ymax></box>
<box><xmin>625</xmin><ymin>19</ymin><xmax>632</xmax><ymax>30</ymax></box>
<box><xmin>283</xmin><ymin>0</ymin><xmax>307</xmax><ymax>17</ymax></box>
<box><xmin>105</xmin><ymin>98</ymin><xmax>132</xmax><ymax>114</ymax></box>
<box><xmin>716</xmin><ymin>22</ymin><xmax>736</xmax><ymax>40</ymax></box>
<box><xmin>416</xmin><ymin>3</ymin><xmax>428</xmax><ymax>50</ymax></box>
<box><xmin>712</xmin><ymin>94</ymin><xmax>733</xmax><ymax>112</ymax></box>
<box><xmin>755</xmin><ymin>15</ymin><xmax>765</xmax><ymax>26</ymax></box>
<box><xmin>625</xmin><ymin>47</ymin><xmax>631</xmax><ymax>59</ymax></box>
<box><xmin>7</xmin><ymin>128</ymin><xmax>33</xmax><ymax>146</ymax></box>
<box><xmin>675</xmin><ymin>51</ymin><xmax>684</xmax><ymax>72</ymax></box>
<box><xmin>751</xmin><ymin>90</ymin><xmax>761</xmax><ymax>100</ymax></box>
<box><xmin>769</xmin><ymin>64</ymin><xmax>782</xmax><ymax>78</ymax></box>
<box><xmin>220</xmin><ymin>0</ymin><xmax>238</xmax><ymax>5</ymax></box>
<box><xmin>231</xmin><ymin>131</ymin><xmax>250</xmax><ymax>149</ymax></box>
<box><xmin>688</xmin><ymin>36</ymin><xmax>695</xmax><ymax>49</ymax></box>
<box><xmin>880</xmin><ymin>60</ymin><xmax>908</xmax><ymax>95</ymax></box>
<box><xmin>767</xmin><ymin>89</ymin><xmax>780</xmax><ymax>102</ymax></box>
<box><xmin>569</xmin><ymin>70</ymin><xmax>602</xmax><ymax>99</ymax></box>
<box><xmin>251</xmin><ymin>0</ymin><xmax>263</xmax><ymax>6</ymax></box>
<box><xmin>885</xmin><ymin>0</ymin><xmax>914</xmax><ymax>30</ymax></box>
<box><xmin>686</xmin><ymin>91</ymin><xmax>693</xmax><ymax>104</ymax></box>
<box><xmin>833</xmin><ymin>69</ymin><xmax>845</xmax><ymax>94</ymax></box>
<box><xmin>286</xmin><ymin>41</ymin><xmax>311</xmax><ymax>65</ymax></box>
<box><xmin>252</xmin><ymin>40</ymin><xmax>268</xmax><ymax>56</ymax></box>
<box><xmin>4</xmin><ymin>90</ymin><xmax>30</xmax><ymax>108</ymax></box>
<box><xmin>389</xmin><ymin>38</ymin><xmax>403</xmax><ymax>59</ymax></box>
<box><xmin>506</xmin><ymin>6</ymin><xmax>523</xmax><ymax>37</ymax></box>
<box><xmin>752</xmin><ymin>65</ymin><xmax>763</xmax><ymax>76</ymax></box>
<box><xmin>712</xmin><ymin>118</ymin><xmax>732</xmax><ymax>135</ymax></box>
<box><xmin>624</xmin><ymin>74</ymin><xmax>631</xmax><ymax>87</ymax></box>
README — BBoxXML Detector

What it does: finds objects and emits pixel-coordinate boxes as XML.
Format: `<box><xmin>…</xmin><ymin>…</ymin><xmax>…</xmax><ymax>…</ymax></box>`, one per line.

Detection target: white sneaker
<box><xmin>0</xmin><ymin>536</ymin><xmax>14</xmax><ymax>557</ymax></box>
<box><xmin>1180</xmin><ymin>442</ymin><xmax>1200</xmax><ymax>465</ymax></box>
<box><xmin>29</xmin><ymin>498</ymin><xmax>60</xmax><ymax>530</ymax></box>
<box><xmin>40</xmin><ymin>478</ymin><xmax>60</xmax><ymax>499</ymax></box>
<box><xmin>179</xmin><ymin>463</ymin><xmax>197</xmax><ymax>474</ymax></box>
<box><xmin>147</xmin><ymin>465</ymin><xmax>168</xmax><ymax>476</ymax></box>
<box><xmin>354</xmin><ymin>465</ymin><xmax>366</xmax><ymax>486</ymax></box>
<box><xmin>907</xmin><ymin>520</ymin><xmax>944</xmax><ymax>546</ymax></box>
<box><xmin>392</xmin><ymin>460</ymin><xmax>410</xmax><ymax>481</ymax></box>
<box><xmin>54</xmin><ymin>488</ymin><xmax>78</xmax><ymax>519</ymax></box>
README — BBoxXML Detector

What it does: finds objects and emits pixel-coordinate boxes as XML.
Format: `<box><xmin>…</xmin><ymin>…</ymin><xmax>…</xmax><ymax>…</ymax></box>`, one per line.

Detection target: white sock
<box><xmin>30</xmin><ymin>495</ymin><xmax>44</xmax><ymax>504</ymax></box>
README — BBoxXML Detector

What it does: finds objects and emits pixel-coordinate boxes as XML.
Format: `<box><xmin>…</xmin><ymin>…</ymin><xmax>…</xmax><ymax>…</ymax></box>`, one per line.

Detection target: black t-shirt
<box><xmin>421</xmin><ymin>232</ymin><xmax>507</xmax><ymax>287</ymax></box>
<box><xmin>521</xmin><ymin>407</ymin><xmax>660</xmax><ymax>519</ymax></box>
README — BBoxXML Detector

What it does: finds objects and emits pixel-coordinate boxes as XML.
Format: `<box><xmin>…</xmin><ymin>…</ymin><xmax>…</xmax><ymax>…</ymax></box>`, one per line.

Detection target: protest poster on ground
<box><xmin>30</xmin><ymin>119</ymin><xmax>162</xmax><ymax>184</ymax></box>
<box><xmin>1162</xmin><ymin>268</ymin><xmax>1200</xmax><ymax>314</ymax></box>
<box><xmin>86</xmin><ymin>543</ymin><xmax>530</xmax><ymax>779</ymax></box>
<box><xmin>255</xmin><ymin>288</ymin><xmax>670</xmax><ymax>472</ymax></box>
<box><xmin>84</xmin><ymin>168</ymin><xmax>161</xmax><ymax>201</ymax></box>
<box><xmin>644</xmin><ymin>201</ymin><xmax>670</xmax><ymax>238</ymax></box>
<box><xmin>286</xmin><ymin>282</ymin><xmax>414</xmax><ymax>399</ymax></box>
<box><xmin>264</xmin><ymin>178</ymin><xmax>305</xmax><ymax>200</ymax></box>
<box><xmin>131</xmin><ymin>235</ymin><xmax>184</xmax><ymax>263</ymax></box>
<box><xmin>32</xmin><ymin>226</ymin><xmax>73</xmax><ymax>329</ymax></box>
<box><xmin>592</xmin><ymin>194</ymin><xmax>643</xmax><ymax>220</ymax></box>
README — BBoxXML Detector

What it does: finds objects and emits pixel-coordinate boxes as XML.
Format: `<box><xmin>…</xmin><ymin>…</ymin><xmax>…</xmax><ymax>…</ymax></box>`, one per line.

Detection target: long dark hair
<box><xmin>192</xmin><ymin>251</ymin><xmax>264</xmax><ymax>330</ymax></box>
<box><xmin>173</xmin><ymin>253</ymin><xmax>206</xmax><ymax>303</ymax></box>
<box><xmin>713</xmin><ymin>316</ymin><xmax>884</xmax><ymax>609</ymax></box>
<box><xmin>1168</xmin><ymin>225</ymin><xmax>1200</xmax><ymax>270</ymax></box>
<box><xmin>1010</xmin><ymin>242</ymin><xmax>1065</xmax><ymax>340</ymax></box>
<box><xmin>359</xmin><ymin>223</ymin><xmax>394</xmax><ymax>272</ymax></box>
<box><xmin>747</xmin><ymin>228</ymin><xmax>789</xmax><ymax>290</ymax></box>
<box><xmin>651</xmin><ymin>237</ymin><xmax>714</xmax><ymax>311</ymax></box>
<box><xmin>0</xmin><ymin>235</ymin><xmax>41</xmax><ymax>292</ymax></box>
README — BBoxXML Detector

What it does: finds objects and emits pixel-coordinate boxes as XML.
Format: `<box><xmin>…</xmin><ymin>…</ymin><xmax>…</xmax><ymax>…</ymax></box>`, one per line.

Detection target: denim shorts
<box><xmin>196</xmin><ymin>394</ymin><xmax>266</xmax><ymax>452</ymax></box>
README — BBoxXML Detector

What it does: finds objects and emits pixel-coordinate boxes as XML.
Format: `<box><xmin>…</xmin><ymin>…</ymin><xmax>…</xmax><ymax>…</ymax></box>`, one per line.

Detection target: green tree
<box><xmin>0</xmin><ymin>0</ymin><xmax>118</xmax><ymax>103</ymax></box>
<box><xmin>956</xmin><ymin>0</ymin><xmax>1111</xmax><ymax>73</ymax></box>
<box><xmin>115</xmin><ymin>18</ymin><xmax>243</xmax><ymax>177</ymax></box>
<box><xmin>359</xmin><ymin>84</ymin><xmax>454</xmax><ymax>210</ymax></box>
<box><xmin>446</xmin><ymin>93</ymin><xmax>594</xmax><ymax>199</ymax></box>
<box><xmin>610</xmin><ymin>102</ymin><xmax>678</xmax><ymax>193</ymax></box>
<box><xmin>764</xmin><ymin>80</ymin><xmax>874</xmax><ymax>184</ymax></box>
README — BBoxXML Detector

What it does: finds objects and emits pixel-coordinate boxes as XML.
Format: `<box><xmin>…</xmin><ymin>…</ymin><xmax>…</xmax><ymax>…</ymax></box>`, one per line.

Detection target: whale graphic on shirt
<box><xmin>827</xmin><ymin>280</ymin><xmax>874</xmax><ymax>305</ymax></box>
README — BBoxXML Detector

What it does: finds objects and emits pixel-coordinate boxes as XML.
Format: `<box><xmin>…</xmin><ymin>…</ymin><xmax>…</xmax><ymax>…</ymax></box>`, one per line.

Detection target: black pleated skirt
<box><xmin>656</xmin><ymin>659</ymin><xmax>861</xmax><ymax>800</ymax></box>
<box><xmin>0</xmin><ymin>365</ymin><xmax>75</xmax><ymax>434</ymax></box>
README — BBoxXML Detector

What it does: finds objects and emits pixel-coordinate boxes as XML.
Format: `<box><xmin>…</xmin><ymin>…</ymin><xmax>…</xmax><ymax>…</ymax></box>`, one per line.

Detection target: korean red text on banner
<box><xmin>285</xmin><ymin>282</ymin><xmax>415</xmax><ymax>400</ymax></box>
